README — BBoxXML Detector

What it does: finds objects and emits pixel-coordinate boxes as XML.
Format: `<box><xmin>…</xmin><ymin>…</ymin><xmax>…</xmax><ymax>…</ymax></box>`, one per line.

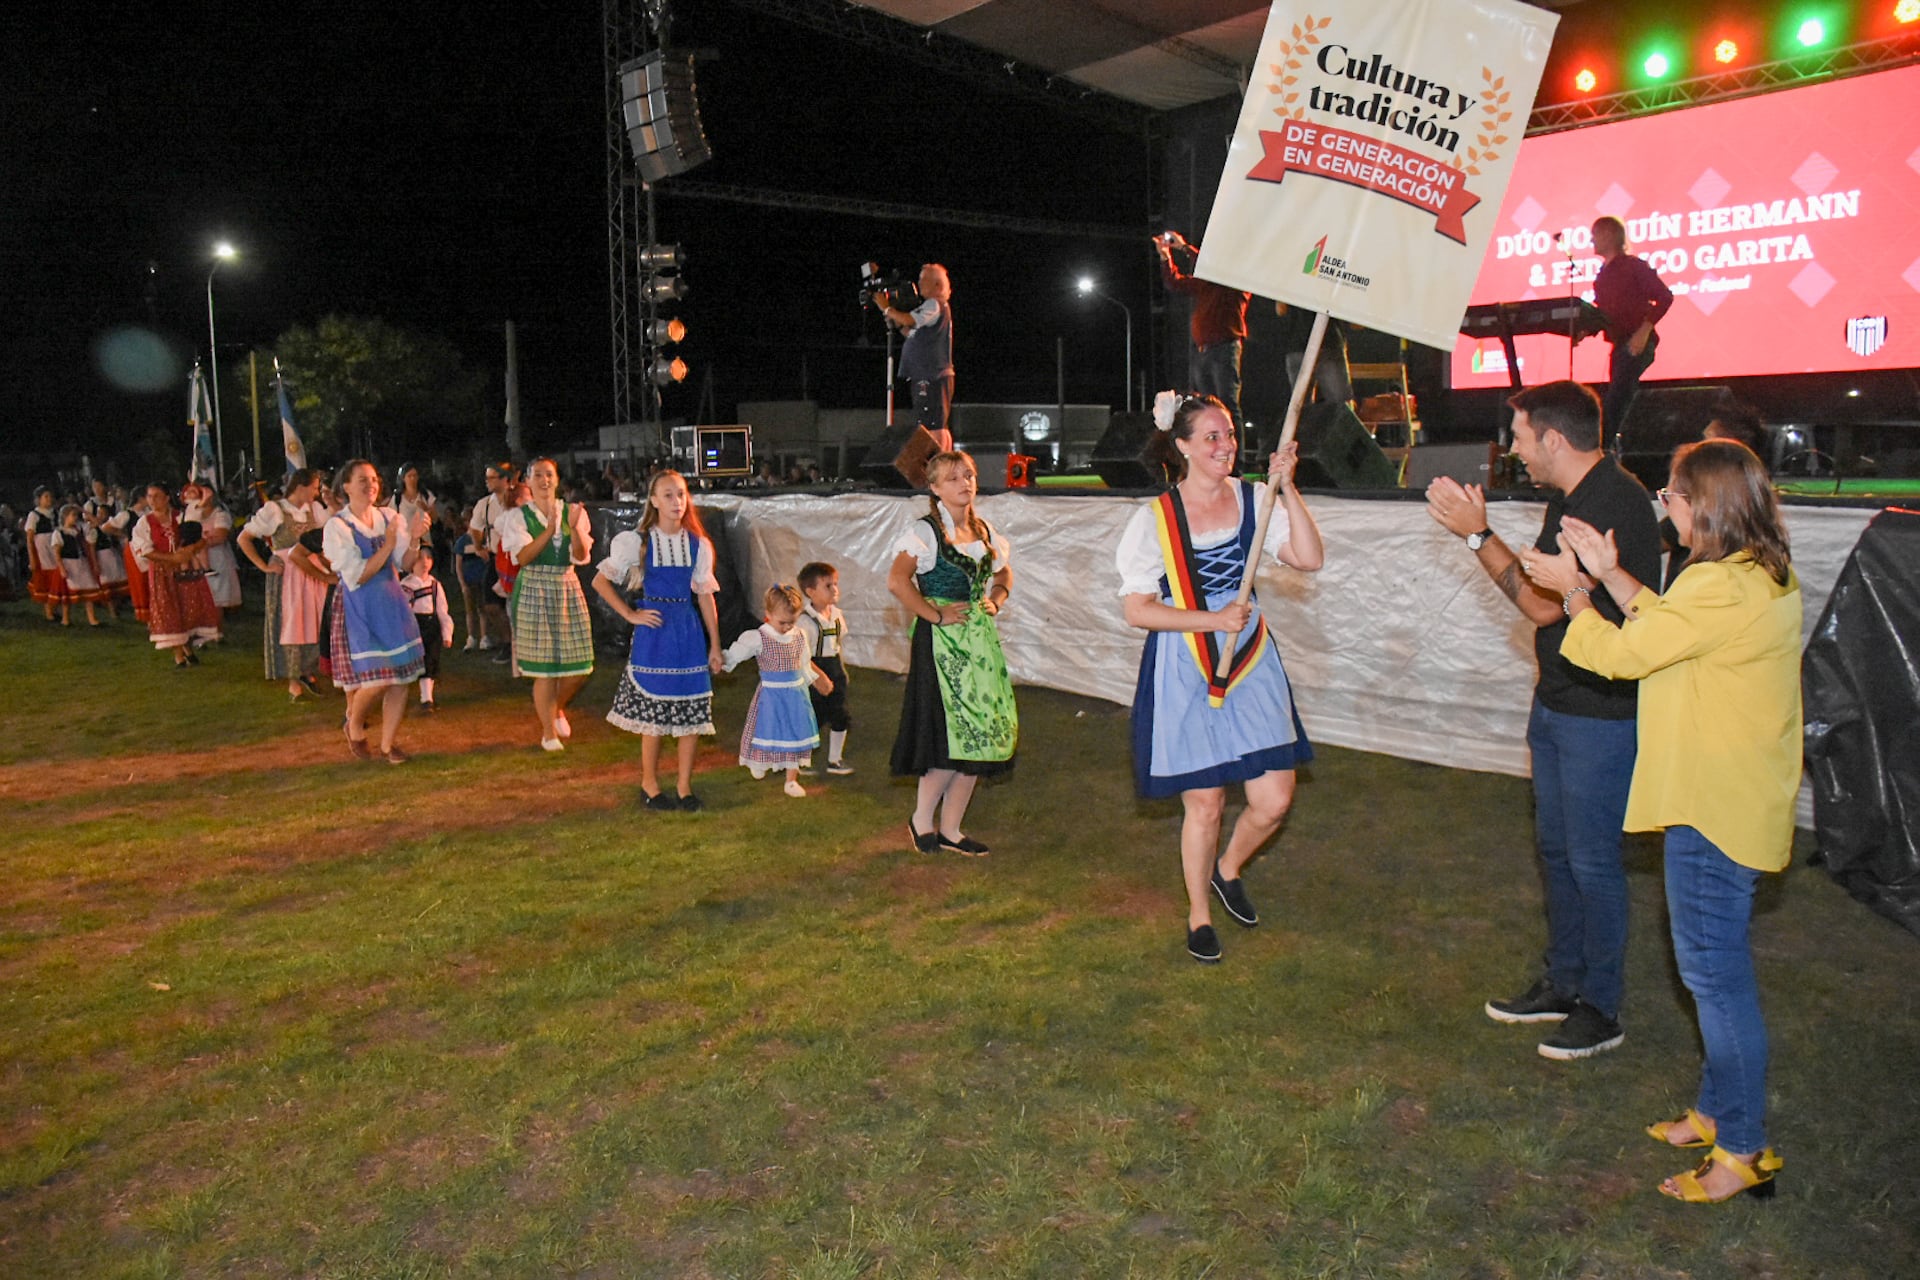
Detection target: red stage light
<box><xmin>1575</xmin><ymin>68</ymin><xmax>1597</xmax><ymax>92</ymax></box>
<box><xmin>1714</xmin><ymin>39</ymin><xmax>1740</xmax><ymax>63</ymax></box>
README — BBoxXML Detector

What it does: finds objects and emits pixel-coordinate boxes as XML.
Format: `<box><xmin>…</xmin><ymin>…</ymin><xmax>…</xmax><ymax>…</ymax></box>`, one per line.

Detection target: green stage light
<box><xmin>1644</xmin><ymin>51</ymin><xmax>1671</xmax><ymax>78</ymax></box>
<box><xmin>1796</xmin><ymin>18</ymin><xmax>1826</xmax><ymax>46</ymax></box>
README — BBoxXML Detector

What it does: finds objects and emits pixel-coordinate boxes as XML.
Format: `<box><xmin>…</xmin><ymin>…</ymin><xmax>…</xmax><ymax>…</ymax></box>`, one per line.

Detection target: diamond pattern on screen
<box><xmin>1903</xmin><ymin>257</ymin><xmax>1920</xmax><ymax>294</ymax></box>
<box><xmin>1789</xmin><ymin>262</ymin><xmax>1835</xmax><ymax>307</ymax></box>
<box><xmin>1594</xmin><ymin>183</ymin><xmax>1633</xmax><ymax>219</ymax></box>
<box><xmin>1510</xmin><ymin>195</ymin><xmax>1547</xmax><ymax>232</ymax></box>
<box><xmin>1688</xmin><ymin>287</ymin><xmax>1727</xmax><ymax>317</ymax></box>
<box><xmin>1909</xmin><ymin>146</ymin><xmax>1920</xmax><ymax>178</ymax></box>
<box><xmin>1791</xmin><ymin>152</ymin><xmax>1837</xmax><ymax>197</ymax></box>
<box><xmin>1689</xmin><ymin>168</ymin><xmax>1730</xmax><ymax>209</ymax></box>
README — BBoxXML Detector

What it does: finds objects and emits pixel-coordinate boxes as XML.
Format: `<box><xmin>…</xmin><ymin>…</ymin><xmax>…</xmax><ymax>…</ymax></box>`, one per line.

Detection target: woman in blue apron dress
<box><xmin>323</xmin><ymin>459</ymin><xmax>427</xmax><ymax>765</ymax></box>
<box><xmin>1118</xmin><ymin>393</ymin><xmax>1324</xmax><ymax>963</ymax></box>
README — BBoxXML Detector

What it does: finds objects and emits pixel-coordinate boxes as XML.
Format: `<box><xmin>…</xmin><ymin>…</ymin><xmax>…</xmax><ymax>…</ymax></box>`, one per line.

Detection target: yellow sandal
<box><xmin>1645</xmin><ymin>1108</ymin><xmax>1716</xmax><ymax>1149</ymax></box>
<box><xmin>1659</xmin><ymin>1145</ymin><xmax>1782</xmax><ymax>1203</ymax></box>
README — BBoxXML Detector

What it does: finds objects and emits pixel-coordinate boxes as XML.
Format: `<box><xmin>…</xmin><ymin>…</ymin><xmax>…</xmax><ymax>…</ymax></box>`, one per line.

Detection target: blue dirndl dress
<box><xmin>736</xmin><ymin>625</ymin><xmax>820</xmax><ymax>768</ymax></box>
<box><xmin>605</xmin><ymin>529</ymin><xmax>715</xmax><ymax>736</ymax></box>
<box><xmin>1130</xmin><ymin>481</ymin><xmax>1312</xmax><ymax>798</ymax></box>
<box><xmin>329</xmin><ymin>514</ymin><xmax>426</xmax><ymax>690</ymax></box>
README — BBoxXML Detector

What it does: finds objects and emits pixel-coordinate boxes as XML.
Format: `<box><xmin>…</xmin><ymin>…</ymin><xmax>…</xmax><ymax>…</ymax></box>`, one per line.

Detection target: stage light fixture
<box><xmin>1574</xmin><ymin>68</ymin><xmax>1597</xmax><ymax>92</ymax></box>
<box><xmin>646</xmin><ymin>317</ymin><xmax>688</xmax><ymax>345</ymax></box>
<box><xmin>1644</xmin><ymin>51</ymin><xmax>1671</xmax><ymax>78</ymax></box>
<box><xmin>1899</xmin><ymin>0</ymin><xmax>1920</xmax><ymax>25</ymax></box>
<box><xmin>1714</xmin><ymin>38</ymin><xmax>1739</xmax><ymax>63</ymax></box>
<box><xmin>645</xmin><ymin>276</ymin><xmax>689</xmax><ymax>302</ymax></box>
<box><xmin>648</xmin><ymin>355</ymin><xmax>690</xmax><ymax>386</ymax></box>
<box><xmin>640</xmin><ymin>244</ymin><xmax>684</xmax><ymax>269</ymax></box>
<box><xmin>1796</xmin><ymin>18</ymin><xmax>1826</xmax><ymax>46</ymax></box>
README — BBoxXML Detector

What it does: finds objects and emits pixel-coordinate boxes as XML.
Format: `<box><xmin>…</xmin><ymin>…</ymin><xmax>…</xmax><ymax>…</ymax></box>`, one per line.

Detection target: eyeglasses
<box><xmin>1657</xmin><ymin>487</ymin><xmax>1688</xmax><ymax>505</ymax></box>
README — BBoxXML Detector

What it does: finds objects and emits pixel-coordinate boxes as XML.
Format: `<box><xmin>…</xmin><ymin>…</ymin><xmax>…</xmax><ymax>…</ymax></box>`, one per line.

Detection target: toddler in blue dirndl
<box><xmin>723</xmin><ymin>584</ymin><xmax>830</xmax><ymax>798</ymax></box>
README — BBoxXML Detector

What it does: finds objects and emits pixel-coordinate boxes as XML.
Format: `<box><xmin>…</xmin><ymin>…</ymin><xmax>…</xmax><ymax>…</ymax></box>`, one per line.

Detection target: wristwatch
<box><xmin>1465</xmin><ymin>528</ymin><xmax>1494</xmax><ymax>551</ymax></box>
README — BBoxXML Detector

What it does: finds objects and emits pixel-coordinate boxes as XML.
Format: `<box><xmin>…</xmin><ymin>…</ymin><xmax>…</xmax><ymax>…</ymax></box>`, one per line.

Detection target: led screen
<box><xmin>1450</xmin><ymin>65</ymin><xmax>1920</xmax><ymax>386</ymax></box>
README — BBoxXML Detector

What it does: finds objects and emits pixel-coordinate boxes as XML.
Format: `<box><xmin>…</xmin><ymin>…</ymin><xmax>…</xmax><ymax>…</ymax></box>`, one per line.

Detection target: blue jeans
<box><xmin>1189</xmin><ymin>339</ymin><xmax>1243</xmax><ymax>425</ymax></box>
<box><xmin>1665</xmin><ymin>824</ymin><xmax>1769</xmax><ymax>1152</ymax></box>
<box><xmin>1527</xmin><ymin>698</ymin><xmax>1636</xmax><ymax>1019</ymax></box>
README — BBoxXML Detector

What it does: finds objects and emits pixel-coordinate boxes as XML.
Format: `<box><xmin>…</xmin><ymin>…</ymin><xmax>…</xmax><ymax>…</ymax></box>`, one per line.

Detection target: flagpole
<box><xmin>1213</xmin><ymin>309</ymin><xmax>1328</xmax><ymax>682</ymax></box>
<box><xmin>248</xmin><ymin>350</ymin><xmax>262</xmax><ymax>477</ymax></box>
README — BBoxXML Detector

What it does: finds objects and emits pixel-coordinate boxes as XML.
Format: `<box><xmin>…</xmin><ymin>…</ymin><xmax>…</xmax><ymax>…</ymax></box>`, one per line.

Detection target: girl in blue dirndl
<box><xmin>1118</xmin><ymin>393</ymin><xmax>1324</xmax><ymax>963</ymax></box>
<box><xmin>592</xmin><ymin>469</ymin><xmax>722</xmax><ymax>812</ymax></box>
<box><xmin>323</xmin><ymin>459</ymin><xmax>427</xmax><ymax>765</ymax></box>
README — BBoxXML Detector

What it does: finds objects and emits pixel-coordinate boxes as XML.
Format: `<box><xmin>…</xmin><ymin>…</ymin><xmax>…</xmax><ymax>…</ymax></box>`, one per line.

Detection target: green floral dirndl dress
<box><xmin>889</xmin><ymin>512</ymin><xmax>1017</xmax><ymax>777</ymax></box>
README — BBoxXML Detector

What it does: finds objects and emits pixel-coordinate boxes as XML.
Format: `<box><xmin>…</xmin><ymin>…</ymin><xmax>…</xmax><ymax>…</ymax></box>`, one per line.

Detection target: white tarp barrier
<box><xmin>701</xmin><ymin>491</ymin><xmax>1872</xmax><ymax>810</ymax></box>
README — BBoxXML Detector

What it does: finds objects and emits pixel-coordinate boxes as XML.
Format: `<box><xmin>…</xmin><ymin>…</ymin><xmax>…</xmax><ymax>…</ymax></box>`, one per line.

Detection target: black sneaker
<box><xmin>1484</xmin><ymin>977</ymin><xmax>1577</xmax><ymax>1024</ymax></box>
<box><xmin>1537</xmin><ymin>1000</ymin><xmax>1625</xmax><ymax>1061</ymax></box>
<box><xmin>1187</xmin><ymin>925</ymin><xmax>1222</xmax><ymax>964</ymax></box>
<box><xmin>1210</xmin><ymin>868</ymin><xmax>1259</xmax><ymax>927</ymax></box>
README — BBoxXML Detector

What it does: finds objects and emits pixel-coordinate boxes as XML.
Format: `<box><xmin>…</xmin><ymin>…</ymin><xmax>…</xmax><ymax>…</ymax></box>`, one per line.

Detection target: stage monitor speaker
<box><xmin>1091</xmin><ymin>412</ymin><xmax>1162</xmax><ymax>489</ymax></box>
<box><xmin>1404</xmin><ymin>442</ymin><xmax>1498</xmax><ymax>491</ymax></box>
<box><xmin>619</xmin><ymin>51</ymin><xmax>712</xmax><ymax>183</ymax></box>
<box><xmin>858</xmin><ymin>422</ymin><xmax>941</xmax><ymax>489</ymax></box>
<box><xmin>1617</xmin><ymin>385</ymin><xmax>1736</xmax><ymax>488</ymax></box>
<box><xmin>1294</xmin><ymin>401</ymin><xmax>1401</xmax><ymax>489</ymax></box>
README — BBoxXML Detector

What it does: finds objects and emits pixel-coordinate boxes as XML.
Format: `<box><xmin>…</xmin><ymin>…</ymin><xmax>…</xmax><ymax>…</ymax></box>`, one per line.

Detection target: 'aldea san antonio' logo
<box><xmin>1250</xmin><ymin>13</ymin><xmax>1511</xmax><ymax>257</ymax></box>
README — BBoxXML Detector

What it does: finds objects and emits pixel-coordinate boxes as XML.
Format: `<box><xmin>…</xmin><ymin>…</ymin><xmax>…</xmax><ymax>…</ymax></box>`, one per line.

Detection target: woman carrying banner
<box><xmin>1118</xmin><ymin>392</ymin><xmax>1323</xmax><ymax>963</ymax></box>
<box><xmin>1545</xmin><ymin>439</ymin><xmax>1801</xmax><ymax>1204</ymax></box>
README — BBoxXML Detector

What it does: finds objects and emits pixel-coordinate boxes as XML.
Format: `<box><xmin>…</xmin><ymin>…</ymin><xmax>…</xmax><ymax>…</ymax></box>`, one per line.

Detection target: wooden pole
<box><xmin>1213</xmin><ymin>309</ymin><xmax>1328</xmax><ymax>681</ymax></box>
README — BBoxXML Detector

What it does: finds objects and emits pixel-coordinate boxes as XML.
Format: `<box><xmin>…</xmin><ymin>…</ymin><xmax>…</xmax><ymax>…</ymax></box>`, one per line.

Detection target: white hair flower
<box><xmin>1152</xmin><ymin>390</ymin><xmax>1181</xmax><ymax>433</ymax></box>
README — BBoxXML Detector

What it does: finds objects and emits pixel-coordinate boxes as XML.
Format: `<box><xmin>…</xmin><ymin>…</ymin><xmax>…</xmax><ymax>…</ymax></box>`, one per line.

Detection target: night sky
<box><xmin>4</xmin><ymin>0</ymin><xmax>1854</xmax><ymax>473</ymax></box>
<box><xmin>4</xmin><ymin>2</ymin><xmax>1151</xmax><ymax>472</ymax></box>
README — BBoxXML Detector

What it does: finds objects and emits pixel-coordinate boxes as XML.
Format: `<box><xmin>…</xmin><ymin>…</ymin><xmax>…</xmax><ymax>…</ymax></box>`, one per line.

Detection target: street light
<box><xmin>206</xmin><ymin>242</ymin><xmax>236</xmax><ymax>484</ymax></box>
<box><xmin>1076</xmin><ymin>276</ymin><xmax>1133</xmax><ymax>413</ymax></box>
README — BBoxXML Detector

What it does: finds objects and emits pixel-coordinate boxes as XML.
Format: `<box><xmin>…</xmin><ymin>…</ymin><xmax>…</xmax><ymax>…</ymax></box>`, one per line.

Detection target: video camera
<box><xmin>859</xmin><ymin>261</ymin><xmax>921</xmax><ymax>311</ymax></box>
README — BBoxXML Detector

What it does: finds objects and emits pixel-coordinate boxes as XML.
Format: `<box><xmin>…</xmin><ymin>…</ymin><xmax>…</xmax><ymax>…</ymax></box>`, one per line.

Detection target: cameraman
<box><xmin>1155</xmin><ymin>231</ymin><xmax>1251</xmax><ymax>426</ymax></box>
<box><xmin>875</xmin><ymin>263</ymin><xmax>955</xmax><ymax>452</ymax></box>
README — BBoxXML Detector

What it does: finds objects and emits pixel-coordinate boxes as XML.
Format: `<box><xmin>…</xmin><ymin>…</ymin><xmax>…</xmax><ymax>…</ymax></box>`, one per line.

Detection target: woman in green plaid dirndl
<box><xmin>503</xmin><ymin>458</ymin><xmax>596</xmax><ymax>752</ymax></box>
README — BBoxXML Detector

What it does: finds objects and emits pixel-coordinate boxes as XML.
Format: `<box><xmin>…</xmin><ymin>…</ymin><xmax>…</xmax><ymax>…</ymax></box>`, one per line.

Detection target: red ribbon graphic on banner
<box><xmin>1248</xmin><ymin>122</ymin><xmax>1482</xmax><ymax>244</ymax></box>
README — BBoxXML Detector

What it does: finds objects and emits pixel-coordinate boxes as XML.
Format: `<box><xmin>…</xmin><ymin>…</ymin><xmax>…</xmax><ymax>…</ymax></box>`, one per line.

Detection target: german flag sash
<box><xmin>1152</xmin><ymin>486</ymin><xmax>1269</xmax><ymax>708</ymax></box>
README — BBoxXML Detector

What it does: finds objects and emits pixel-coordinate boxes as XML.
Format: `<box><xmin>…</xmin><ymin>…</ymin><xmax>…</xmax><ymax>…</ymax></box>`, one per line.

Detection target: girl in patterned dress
<box><xmin>500</xmin><ymin>457</ymin><xmax>596</xmax><ymax>751</ymax></box>
<box><xmin>24</xmin><ymin>487</ymin><xmax>66</xmax><ymax>623</ymax></box>
<box><xmin>237</xmin><ymin>468</ymin><xmax>329</xmax><ymax>698</ymax></box>
<box><xmin>723</xmin><ymin>584</ymin><xmax>833</xmax><ymax>798</ymax></box>
<box><xmin>1117</xmin><ymin>392</ymin><xmax>1323</xmax><ymax>964</ymax></box>
<box><xmin>592</xmin><ymin>469</ymin><xmax>722</xmax><ymax>811</ymax></box>
<box><xmin>887</xmin><ymin>451</ymin><xmax>1017</xmax><ymax>857</ymax></box>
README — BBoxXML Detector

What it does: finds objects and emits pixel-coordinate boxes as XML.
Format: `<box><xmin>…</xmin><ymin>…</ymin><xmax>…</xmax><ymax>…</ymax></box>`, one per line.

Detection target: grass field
<box><xmin>2</xmin><ymin>596</ymin><xmax>1915</xmax><ymax>1279</ymax></box>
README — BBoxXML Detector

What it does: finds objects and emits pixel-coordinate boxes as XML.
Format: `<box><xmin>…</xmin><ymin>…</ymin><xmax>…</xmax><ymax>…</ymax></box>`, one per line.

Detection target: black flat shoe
<box><xmin>643</xmin><ymin>791</ymin><xmax>679</xmax><ymax>812</ymax></box>
<box><xmin>1187</xmin><ymin>925</ymin><xmax>1222</xmax><ymax>963</ymax></box>
<box><xmin>1210</xmin><ymin>868</ymin><xmax>1259</xmax><ymax>927</ymax></box>
<box><xmin>907</xmin><ymin>820</ymin><xmax>940</xmax><ymax>854</ymax></box>
<box><xmin>678</xmin><ymin>793</ymin><xmax>705</xmax><ymax>812</ymax></box>
<box><xmin>938</xmin><ymin>833</ymin><xmax>990</xmax><ymax>856</ymax></box>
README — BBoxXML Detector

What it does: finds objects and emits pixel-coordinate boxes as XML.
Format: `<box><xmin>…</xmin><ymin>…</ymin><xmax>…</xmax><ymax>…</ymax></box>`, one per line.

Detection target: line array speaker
<box><xmin>619</xmin><ymin>51</ymin><xmax>712</xmax><ymax>183</ymax></box>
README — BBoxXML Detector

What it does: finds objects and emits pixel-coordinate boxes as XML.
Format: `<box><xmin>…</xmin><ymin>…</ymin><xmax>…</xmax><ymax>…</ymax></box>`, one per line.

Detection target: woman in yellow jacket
<box><xmin>1543</xmin><ymin>439</ymin><xmax>1801</xmax><ymax>1205</ymax></box>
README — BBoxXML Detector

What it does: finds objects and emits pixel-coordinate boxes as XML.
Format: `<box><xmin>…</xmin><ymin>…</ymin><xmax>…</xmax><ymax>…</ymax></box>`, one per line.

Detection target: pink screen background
<box><xmin>1450</xmin><ymin>65</ymin><xmax>1920</xmax><ymax>387</ymax></box>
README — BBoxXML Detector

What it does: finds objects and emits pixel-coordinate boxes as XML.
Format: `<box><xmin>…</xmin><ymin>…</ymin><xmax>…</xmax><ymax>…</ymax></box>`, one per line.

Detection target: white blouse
<box><xmin>242</xmin><ymin>499</ymin><xmax>321</xmax><ymax>541</ymax></box>
<box><xmin>1115</xmin><ymin>483</ymin><xmax>1293</xmax><ymax>598</ymax></box>
<box><xmin>594</xmin><ymin>528</ymin><xmax>718</xmax><ymax>595</ymax></box>
<box><xmin>497</xmin><ymin>501</ymin><xmax>592</xmax><ymax>563</ymax></box>
<box><xmin>892</xmin><ymin>504</ymin><xmax>1012</xmax><ymax>575</ymax></box>
<box><xmin>323</xmin><ymin>505</ymin><xmax>412</xmax><ymax>592</ymax></box>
